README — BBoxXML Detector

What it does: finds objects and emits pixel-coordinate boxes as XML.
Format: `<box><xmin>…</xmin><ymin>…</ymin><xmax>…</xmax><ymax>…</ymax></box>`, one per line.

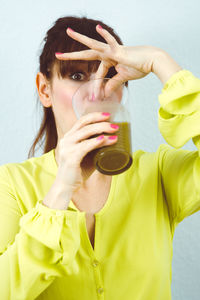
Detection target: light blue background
<box><xmin>0</xmin><ymin>0</ymin><xmax>200</xmax><ymax>299</ymax></box>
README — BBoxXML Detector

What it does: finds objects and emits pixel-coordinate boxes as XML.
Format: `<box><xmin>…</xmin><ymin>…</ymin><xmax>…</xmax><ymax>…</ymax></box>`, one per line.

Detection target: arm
<box><xmin>152</xmin><ymin>50</ymin><xmax>183</xmax><ymax>85</ymax></box>
<box><xmin>0</xmin><ymin>164</ymin><xmax>83</xmax><ymax>300</ymax></box>
<box><xmin>157</xmin><ymin>70</ymin><xmax>200</xmax><ymax>225</ymax></box>
<box><xmin>136</xmin><ymin>46</ymin><xmax>200</xmax><ymax>225</ymax></box>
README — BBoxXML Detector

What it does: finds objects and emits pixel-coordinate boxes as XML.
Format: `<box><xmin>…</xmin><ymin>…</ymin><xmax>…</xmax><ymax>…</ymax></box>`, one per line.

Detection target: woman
<box><xmin>1</xmin><ymin>16</ymin><xmax>200</xmax><ymax>300</ymax></box>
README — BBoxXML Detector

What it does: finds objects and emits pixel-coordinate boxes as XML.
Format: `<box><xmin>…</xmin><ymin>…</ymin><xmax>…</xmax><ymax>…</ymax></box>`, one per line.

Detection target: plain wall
<box><xmin>0</xmin><ymin>0</ymin><xmax>200</xmax><ymax>299</ymax></box>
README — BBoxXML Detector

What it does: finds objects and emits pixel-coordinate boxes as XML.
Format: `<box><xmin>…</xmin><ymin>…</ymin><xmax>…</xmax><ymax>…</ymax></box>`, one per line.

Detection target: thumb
<box><xmin>104</xmin><ymin>69</ymin><xmax>127</xmax><ymax>98</ymax></box>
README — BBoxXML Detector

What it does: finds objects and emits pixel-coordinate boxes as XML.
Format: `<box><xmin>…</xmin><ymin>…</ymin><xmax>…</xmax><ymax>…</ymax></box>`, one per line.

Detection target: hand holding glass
<box><xmin>72</xmin><ymin>78</ymin><xmax>133</xmax><ymax>175</ymax></box>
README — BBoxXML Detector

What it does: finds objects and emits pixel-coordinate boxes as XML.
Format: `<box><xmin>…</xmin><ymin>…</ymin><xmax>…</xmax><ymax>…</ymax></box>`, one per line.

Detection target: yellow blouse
<box><xmin>0</xmin><ymin>70</ymin><xmax>200</xmax><ymax>300</ymax></box>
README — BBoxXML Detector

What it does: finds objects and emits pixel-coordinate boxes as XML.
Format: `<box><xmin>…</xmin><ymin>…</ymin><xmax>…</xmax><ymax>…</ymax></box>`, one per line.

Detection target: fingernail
<box><xmin>67</xmin><ymin>27</ymin><xmax>74</xmax><ymax>32</ymax></box>
<box><xmin>109</xmin><ymin>135</ymin><xmax>118</xmax><ymax>140</ymax></box>
<box><xmin>102</xmin><ymin>112</ymin><xmax>110</xmax><ymax>116</ymax></box>
<box><xmin>110</xmin><ymin>124</ymin><xmax>119</xmax><ymax>129</ymax></box>
<box><xmin>97</xmin><ymin>135</ymin><xmax>104</xmax><ymax>140</ymax></box>
<box><xmin>55</xmin><ymin>52</ymin><xmax>63</xmax><ymax>55</ymax></box>
<box><xmin>97</xmin><ymin>24</ymin><xmax>103</xmax><ymax>29</ymax></box>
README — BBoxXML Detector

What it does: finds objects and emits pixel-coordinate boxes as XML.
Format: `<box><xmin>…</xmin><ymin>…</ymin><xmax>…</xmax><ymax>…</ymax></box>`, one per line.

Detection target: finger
<box><xmin>66</xmin><ymin>28</ymin><xmax>107</xmax><ymax>52</ymax></box>
<box><xmin>92</xmin><ymin>62</ymin><xmax>109</xmax><ymax>101</ymax></box>
<box><xmin>96</xmin><ymin>25</ymin><xmax>119</xmax><ymax>49</ymax></box>
<box><xmin>104</xmin><ymin>75</ymin><xmax>126</xmax><ymax>98</ymax></box>
<box><xmin>94</xmin><ymin>61</ymin><xmax>110</xmax><ymax>80</ymax></box>
<box><xmin>55</xmin><ymin>49</ymin><xmax>100</xmax><ymax>61</ymax></box>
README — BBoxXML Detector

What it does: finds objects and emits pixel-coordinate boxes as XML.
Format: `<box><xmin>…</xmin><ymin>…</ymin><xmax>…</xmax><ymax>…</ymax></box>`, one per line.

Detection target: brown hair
<box><xmin>28</xmin><ymin>16</ymin><xmax>125</xmax><ymax>158</ymax></box>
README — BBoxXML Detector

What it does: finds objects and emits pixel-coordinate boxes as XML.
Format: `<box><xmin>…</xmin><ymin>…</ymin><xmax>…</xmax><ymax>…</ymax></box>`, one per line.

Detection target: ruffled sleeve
<box><xmin>19</xmin><ymin>202</ymin><xmax>83</xmax><ymax>266</ymax></box>
<box><xmin>157</xmin><ymin>70</ymin><xmax>200</xmax><ymax>225</ymax></box>
<box><xmin>158</xmin><ymin>70</ymin><xmax>200</xmax><ymax>149</ymax></box>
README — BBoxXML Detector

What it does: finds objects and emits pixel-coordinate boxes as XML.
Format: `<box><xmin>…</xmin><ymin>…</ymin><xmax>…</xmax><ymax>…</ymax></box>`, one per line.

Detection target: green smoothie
<box><xmin>86</xmin><ymin>122</ymin><xmax>133</xmax><ymax>175</ymax></box>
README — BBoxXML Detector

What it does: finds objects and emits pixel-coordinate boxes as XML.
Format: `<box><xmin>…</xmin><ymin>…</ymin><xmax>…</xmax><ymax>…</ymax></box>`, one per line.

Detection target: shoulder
<box><xmin>0</xmin><ymin>150</ymin><xmax>56</xmax><ymax>212</ymax></box>
<box><xmin>123</xmin><ymin>145</ymin><xmax>168</xmax><ymax>180</ymax></box>
<box><xmin>0</xmin><ymin>149</ymin><xmax>56</xmax><ymax>180</ymax></box>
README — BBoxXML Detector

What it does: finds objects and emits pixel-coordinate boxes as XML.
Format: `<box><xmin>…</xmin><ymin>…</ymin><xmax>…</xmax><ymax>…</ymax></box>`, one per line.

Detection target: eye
<box><xmin>70</xmin><ymin>72</ymin><xmax>86</xmax><ymax>81</ymax></box>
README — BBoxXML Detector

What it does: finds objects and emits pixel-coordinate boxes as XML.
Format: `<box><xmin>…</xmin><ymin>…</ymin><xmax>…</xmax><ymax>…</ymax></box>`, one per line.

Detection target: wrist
<box><xmin>152</xmin><ymin>50</ymin><xmax>182</xmax><ymax>85</ymax></box>
<box><xmin>42</xmin><ymin>178</ymin><xmax>73</xmax><ymax>210</ymax></box>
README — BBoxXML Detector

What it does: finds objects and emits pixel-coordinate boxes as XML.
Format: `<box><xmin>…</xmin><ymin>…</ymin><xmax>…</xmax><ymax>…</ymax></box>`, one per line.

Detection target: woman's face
<box><xmin>38</xmin><ymin>63</ymin><xmax>123</xmax><ymax>142</ymax></box>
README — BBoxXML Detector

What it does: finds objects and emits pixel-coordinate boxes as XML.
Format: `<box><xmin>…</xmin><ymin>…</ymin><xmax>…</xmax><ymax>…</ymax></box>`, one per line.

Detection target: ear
<box><xmin>36</xmin><ymin>72</ymin><xmax>52</xmax><ymax>107</ymax></box>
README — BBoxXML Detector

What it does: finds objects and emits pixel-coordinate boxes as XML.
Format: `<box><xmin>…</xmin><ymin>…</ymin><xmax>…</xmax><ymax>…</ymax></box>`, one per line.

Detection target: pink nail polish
<box><xmin>102</xmin><ymin>112</ymin><xmax>110</xmax><ymax>116</ymax></box>
<box><xmin>55</xmin><ymin>52</ymin><xmax>63</xmax><ymax>55</ymax></box>
<box><xmin>109</xmin><ymin>135</ymin><xmax>118</xmax><ymax>140</ymax></box>
<box><xmin>67</xmin><ymin>27</ymin><xmax>74</xmax><ymax>32</ymax></box>
<box><xmin>97</xmin><ymin>24</ymin><xmax>103</xmax><ymax>29</ymax></box>
<box><xmin>110</xmin><ymin>124</ymin><xmax>119</xmax><ymax>129</ymax></box>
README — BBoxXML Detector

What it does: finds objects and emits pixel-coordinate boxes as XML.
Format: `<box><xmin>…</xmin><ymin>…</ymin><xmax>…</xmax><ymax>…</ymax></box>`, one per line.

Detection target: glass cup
<box><xmin>72</xmin><ymin>78</ymin><xmax>133</xmax><ymax>175</ymax></box>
